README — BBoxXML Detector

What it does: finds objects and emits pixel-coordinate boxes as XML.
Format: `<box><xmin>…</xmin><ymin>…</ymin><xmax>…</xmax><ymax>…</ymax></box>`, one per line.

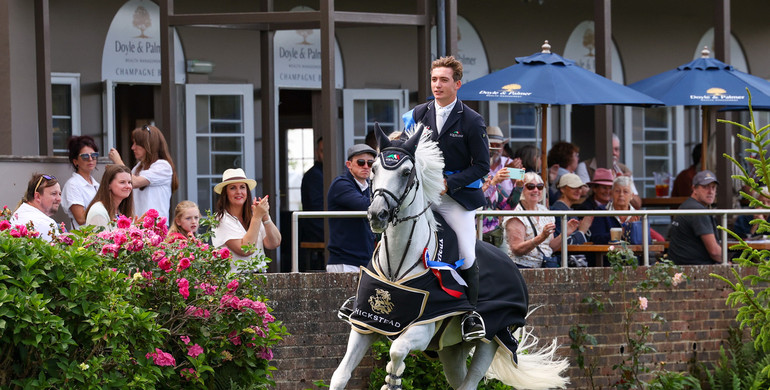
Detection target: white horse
<box><xmin>329</xmin><ymin>124</ymin><xmax>569</xmax><ymax>390</ymax></box>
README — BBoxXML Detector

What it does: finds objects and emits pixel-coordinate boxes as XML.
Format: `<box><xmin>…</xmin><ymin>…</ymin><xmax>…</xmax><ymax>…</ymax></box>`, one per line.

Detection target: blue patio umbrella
<box><xmin>457</xmin><ymin>41</ymin><xmax>661</xmax><ymax>176</ymax></box>
<box><xmin>628</xmin><ymin>47</ymin><xmax>770</xmax><ymax>169</ymax></box>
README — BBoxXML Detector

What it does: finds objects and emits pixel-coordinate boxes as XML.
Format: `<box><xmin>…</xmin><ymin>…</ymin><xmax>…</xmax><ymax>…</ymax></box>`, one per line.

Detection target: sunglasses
<box><xmin>524</xmin><ymin>183</ymin><xmax>545</xmax><ymax>191</ymax></box>
<box><xmin>143</xmin><ymin>124</ymin><xmax>152</xmax><ymax>132</ymax></box>
<box><xmin>356</xmin><ymin>159</ymin><xmax>374</xmax><ymax>168</ymax></box>
<box><xmin>33</xmin><ymin>174</ymin><xmax>56</xmax><ymax>194</ymax></box>
<box><xmin>79</xmin><ymin>152</ymin><xmax>99</xmax><ymax>160</ymax></box>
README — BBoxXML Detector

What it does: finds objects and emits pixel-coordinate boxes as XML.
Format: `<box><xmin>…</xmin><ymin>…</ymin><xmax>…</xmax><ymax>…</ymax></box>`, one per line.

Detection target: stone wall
<box><xmin>266</xmin><ymin>265</ymin><xmax>749</xmax><ymax>389</ymax></box>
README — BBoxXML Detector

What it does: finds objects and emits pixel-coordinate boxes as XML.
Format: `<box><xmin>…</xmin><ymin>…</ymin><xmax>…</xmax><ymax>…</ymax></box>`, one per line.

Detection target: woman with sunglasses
<box><xmin>212</xmin><ymin>168</ymin><xmax>281</xmax><ymax>273</ymax></box>
<box><xmin>85</xmin><ymin>165</ymin><xmax>134</xmax><ymax>229</ymax></box>
<box><xmin>61</xmin><ymin>136</ymin><xmax>100</xmax><ymax>229</ymax></box>
<box><xmin>503</xmin><ymin>172</ymin><xmax>579</xmax><ymax>268</ymax></box>
<box><xmin>108</xmin><ymin>125</ymin><xmax>178</xmax><ymax>222</ymax></box>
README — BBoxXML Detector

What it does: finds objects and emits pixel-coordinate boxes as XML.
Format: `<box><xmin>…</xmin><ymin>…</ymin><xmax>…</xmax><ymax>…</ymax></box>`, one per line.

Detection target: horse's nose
<box><xmin>376</xmin><ymin>209</ymin><xmax>389</xmax><ymax>222</ymax></box>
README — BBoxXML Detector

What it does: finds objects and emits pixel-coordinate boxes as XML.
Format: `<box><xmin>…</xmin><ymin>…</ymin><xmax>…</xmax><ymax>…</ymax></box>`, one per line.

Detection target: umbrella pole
<box><xmin>701</xmin><ymin>106</ymin><xmax>709</xmax><ymax>170</ymax></box>
<box><xmin>541</xmin><ymin>104</ymin><xmax>548</xmax><ymax>184</ymax></box>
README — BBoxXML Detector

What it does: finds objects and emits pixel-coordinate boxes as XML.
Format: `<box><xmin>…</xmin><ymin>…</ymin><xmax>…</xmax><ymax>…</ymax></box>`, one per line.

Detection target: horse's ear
<box><xmin>402</xmin><ymin>125</ymin><xmax>423</xmax><ymax>154</ymax></box>
<box><xmin>375</xmin><ymin>122</ymin><xmax>392</xmax><ymax>150</ymax></box>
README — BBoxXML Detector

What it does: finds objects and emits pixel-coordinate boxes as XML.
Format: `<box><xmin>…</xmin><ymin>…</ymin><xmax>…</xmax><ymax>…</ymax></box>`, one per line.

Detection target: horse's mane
<box><xmin>403</xmin><ymin>122</ymin><xmax>444</xmax><ymax>230</ymax></box>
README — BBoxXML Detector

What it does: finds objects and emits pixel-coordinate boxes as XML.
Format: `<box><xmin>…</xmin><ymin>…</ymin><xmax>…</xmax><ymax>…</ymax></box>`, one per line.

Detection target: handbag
<box><xmin>622</xmin><ymin>221</ymin><xmax>651</xmax><ymax>245</ymax></box>
<box><xmin>522</xmin><ymin>208</ymin><xmax>560</xmax><ymax>268</ymax></box>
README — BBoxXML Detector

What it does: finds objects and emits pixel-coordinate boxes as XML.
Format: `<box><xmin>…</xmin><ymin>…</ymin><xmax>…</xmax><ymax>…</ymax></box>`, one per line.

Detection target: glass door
<box><xmin>185</xmin><ymin>84</ymin><xmax>255</xmax><ymax>213</ymax></box>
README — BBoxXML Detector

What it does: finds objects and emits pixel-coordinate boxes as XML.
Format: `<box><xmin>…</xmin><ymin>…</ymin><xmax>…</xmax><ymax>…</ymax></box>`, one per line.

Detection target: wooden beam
<box><xmin>260</xmin><ymin>0</ymin><xmax>279</xmax><ymax>271</ymax></box>
<box><xmin>169</xmin><ymin>10</ymin><xmax>426</xmax><ymax>30</ymax></box>
<box><xmin>0</xmin><ymin>1</ymin><xmax>12</xmax><ymax>154</ymax></box>
<box><xmin>714</xmin><ymin>0</ymin><xmax>732</xmax><ymax>209</ymax></box>
<box><xmin>159</xmin><ymin>0</ymin><xmax>176</xmax><ymax>143</ymax></box>
<box><xmin>34</xmin><ymin>0</ymin><xmax>52</xmax><ymax>156</ymax></box>
<box><xmin>444</xmin><ymin>0</ymin><xmax>457</xmax><ymax>56</ymax></box>
<box><xmin>593</xmin><ymin>0</ymin><xmax>612</xmax><ymax>170</ymax></box>
<box><xmin>417</xmin><ymin>0</ymin><xmax>430</xmax><ymax>103</ymax></box>
<box><xmin>320</xmin><ymin>0</ymin><xmax>338</xmax><ymax>270</ymax></box>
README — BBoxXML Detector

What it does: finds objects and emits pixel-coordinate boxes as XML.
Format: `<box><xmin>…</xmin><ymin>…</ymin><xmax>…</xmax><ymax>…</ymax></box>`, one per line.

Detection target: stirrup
<box><xmin>337</xmin><ymin>296</ymin><xmax>356</xmax><ymax>323</ymax></box>
<box><xmin>461</xmin><ymin>311</ymin><xmax>486</xmax><ymax>342</ymax></box>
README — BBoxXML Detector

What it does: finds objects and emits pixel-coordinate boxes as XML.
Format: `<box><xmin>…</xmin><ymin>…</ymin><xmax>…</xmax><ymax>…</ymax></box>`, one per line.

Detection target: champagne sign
<box><xmin>273</xmin><ymin>6</ymin><xmax>344</xmax><ymax>89</ymax></box>
<box><xmin>102</xmin><ymin>0</ymin><xmax>185</xmax><ymax>83</ymax></box>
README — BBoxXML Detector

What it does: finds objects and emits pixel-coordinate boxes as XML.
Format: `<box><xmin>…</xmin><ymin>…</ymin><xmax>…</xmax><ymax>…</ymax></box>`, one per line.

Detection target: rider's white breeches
<box><xmin>433</xmin><ymin>194</ymin><xmax>476</xmax><ymax>269</ymax></box>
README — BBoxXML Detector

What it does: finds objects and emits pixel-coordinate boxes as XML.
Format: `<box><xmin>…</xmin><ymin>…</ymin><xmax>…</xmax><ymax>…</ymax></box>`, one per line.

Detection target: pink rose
<box><xmin>177</xmin><ymin>278</ymin><xmax>190</xmax><ymax>299</ymax></box>
<box><xmin>146</xmin><ymin>209</ymin><xmax>159</xmax><ymax>219</ymax></box>
<box><xmin>226</xmin><ymin>280</ymin><xmax>239</xmax><ymax>292</ymax></box>
<box><xmin>158</xmin><ymin>258</ymin><xmax>172</xmax><ymax>272</ymax></box>
<box><xmin>143</xmin><ymin>216</ymin><xmax>154</xmax><ymax>229</ymax></box>
<box><xmin>145</xmin><ymin>348</ymin><xmax>176</xmax><ymax>366</ymax></box>
<box><xmin>638</xmin><ymin>296</ymin><xmax>648</xmax><ymax>311</ymax></box>
<box><xmin>187</xmin><ymin>344</ymin><xmax>203</xmax><ymax>358</ymax></box>
<box><xmin>672</xmin><ymin>272</ymin><xmax>684</xmax><ymax>287</ymax></box>
<box><xmin>0</xmin><ymin>220</ymin><xmax>10</xmax><ymax>231</ymax></box>
<box><xmin>151</xmin><ymin>250</ymin><xmax>166</xmax><ymax>263</ymax></box>
<box><xmin>116</xmin><ymin>215</ymin><xmax>131</xmax><ymax>229</ymax></box>
<box><xmin>228</xmin><ymin>330</ymin><xmax>241</xmax><ymax>346</ymax></box>
<box><xmin>177</xmin><ymin>257</ymin><xmax>191</xmax><ymax>272</ymax></box>
<box><xmin>180</xmin><ymin>335</ymin><xmax>190</xmax><ymax>345</ymax></box>
<box><xmin>218</xmin><ymin>248</ymin><xmax>231</xmax><ymax>259</ymax></box>
<box><xmin>113</xmin><ymin>232</ymin><xmax>127</xmax><ymax>246</ymax></box>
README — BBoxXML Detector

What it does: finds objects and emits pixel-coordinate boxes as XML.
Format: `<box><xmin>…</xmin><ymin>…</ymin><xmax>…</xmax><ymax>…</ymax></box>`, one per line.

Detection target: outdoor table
<box><xmin>567</xmin><ymin>243</ymin><xmax>665</xmax><ymax>266</ymax></box>
<box><xmin>641</xmin><ymin>197</ymin><xmax>689</xmax><ymax>208</ymax></box>
<box><xmin>727</xmin><ymin>240</ymin><xmax>770</xmax><ymax>251</ymax></box>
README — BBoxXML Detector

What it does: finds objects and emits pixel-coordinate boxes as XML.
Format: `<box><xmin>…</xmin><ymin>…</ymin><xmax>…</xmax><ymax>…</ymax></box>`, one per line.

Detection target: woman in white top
<box><xmin>85</xmin><ymin>165</ymin><xmax>134</xmax><ymax>228</ymax></box>
<box><xmin>211</xmin><ymin>168</ymin><xmax>281</xmax><ymax>273</ymax></box>
<box><xmin>108</xmin><ymin>125</ymin><xmax>178</xmax><ymax>222</ymax></box>
<box><xmin>61</xmin><ymin>136</ymin><xmax>100</xmax><ymax>229</ymax></box>
<box><xmin>504</xmin><ymin>172</ymin><xmax>578</xmax><ymax>268</ymax></box>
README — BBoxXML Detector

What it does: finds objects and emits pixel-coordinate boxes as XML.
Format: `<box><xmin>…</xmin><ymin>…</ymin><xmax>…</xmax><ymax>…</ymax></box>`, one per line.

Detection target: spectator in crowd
<box><xmin>502</xmin><ymin>143</ymin><xmax>514</xmax><ymax>160</ymax></box>
<box><xmin>168</xmin><ymin>200</ymin><xmax>201</xmax><ymax>237</ymax></box>
<box><xmin>407</xmin><ymin>56</ymin><xmax>489</xmax><ymax>340</ymax></box>
<box><xmin>85</xmin><ymin>165</ymin><xmax>134</xmax><ymax>229</ymax></box>
<box><xmin>550</xmin><ymin>173</ymin><xmax>592</xmax><ymax>246</ymax></box>
<box><xmin>547</xmin><ymin>141</ymin><xmax>580</xmax><ymax>206</ymax></box>
<box><xmin>61</xmin><ymin>135</ymin><xmax>100</xmax><ymax>230</ymax></box>
<box><xmin>514</xmin><ymin>144</ymin><xmax>541</xmax><ymax>173</ymax></box>
<box><xmin>671</xmin><ymin>143</ymin><xmax>702</xmax><ymax>197</ymax></box>
<box><xmin>212</xmin><ymin>168</ymin><xmax>281</xmax><ymax>273</ymax></box>
<box><xmin>576</xmin><ymin>134</ymin><xmax>641</xmax><ymax>209</ymax></box>
<box><xmin>109</xmin><ymin>124</ymin><xmax>178</xmax><ymax>221</ymax></box>
<box><xmin>668</xmin><ymin>170</ymin><xmax>721</xmax><ymax>265</ymax></box>
<box><xmin>11</xmin><ymin>173</ymin><xmax>61</xmax><ymax>241</ymax></box>
<box><xmin>326</xmin><ymin>144</ymin><xmax>377</xmax><ymax>273</ymax></box>
<box><xmin>481</xmin><ymin>126</ymin><xmax>522</xmax><ymax>247</ymax></box>
<box><xmin>576</xmin><ymin>168</ymin><xmax>614</xmax><ymax>212</ymax></box>
<box><xmin>300</xmin><ymin>136</ymin><xmax>325</xmax><ymax>269</ymax></box>
<box><xmin>504</xmin><ymin>172</ymin><xmax>578</xmax><ymax>268</ymax></box>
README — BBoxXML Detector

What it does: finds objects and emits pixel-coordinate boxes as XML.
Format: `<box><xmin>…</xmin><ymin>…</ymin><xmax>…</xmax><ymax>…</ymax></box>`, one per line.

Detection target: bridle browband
<box><xmin>371</xmin><ymin>146</ymin><xmax>431</xmax><ymax>226</ymax></box>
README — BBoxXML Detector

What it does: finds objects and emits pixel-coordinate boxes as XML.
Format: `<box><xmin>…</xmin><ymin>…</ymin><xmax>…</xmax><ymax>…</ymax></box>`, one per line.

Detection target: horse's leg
<box><xmin>456</xmin><ymin>340</ymin><xmax>499</xmax><ymax>390</ymax></box>
<box><xmin>436</xmin><ymin>342</ymin><xmax>472</xmax><ymax>388</ymax></box>
<box><xmin>381</xmin><ymin>323</ymin><xmax>436</xmax><ymax>390</ymax></box>
<box><xmin>329</xmin><ymin>329</ymin><xmax>379</xmax><ymax>390</ymax></box>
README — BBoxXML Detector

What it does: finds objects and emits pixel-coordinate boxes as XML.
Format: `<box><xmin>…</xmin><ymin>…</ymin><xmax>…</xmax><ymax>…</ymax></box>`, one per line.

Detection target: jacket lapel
<box><xmin>436</xmin><ymin>100</ymin><xmax>463</xmax><ymax>139</ymax></box>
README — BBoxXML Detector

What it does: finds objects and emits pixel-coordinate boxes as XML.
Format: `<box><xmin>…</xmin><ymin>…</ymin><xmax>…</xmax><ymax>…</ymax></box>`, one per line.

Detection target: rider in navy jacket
<box><xmin>327</xmin><ymin>145</ymin><xmax>377</xmax><ymax>271</ymax></box>
<box><xmin>409</xmin><ymin>56</ymin><xmax>490</xmax><ymax>341</ymax></box>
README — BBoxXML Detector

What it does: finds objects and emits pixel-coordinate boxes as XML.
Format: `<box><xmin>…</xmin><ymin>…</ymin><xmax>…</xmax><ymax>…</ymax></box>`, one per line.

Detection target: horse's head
<box><xmin>368</xmin><ymin>123</ymin><xmax>424</xmax><ymax>233</ymax></box>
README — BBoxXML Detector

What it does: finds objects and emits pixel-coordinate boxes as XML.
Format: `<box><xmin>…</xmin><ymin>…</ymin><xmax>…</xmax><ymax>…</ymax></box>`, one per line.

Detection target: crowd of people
<box><xmin>11</xmin><ymin>125</ymin><xmax>282</xmax><ymax>274</ymax></box>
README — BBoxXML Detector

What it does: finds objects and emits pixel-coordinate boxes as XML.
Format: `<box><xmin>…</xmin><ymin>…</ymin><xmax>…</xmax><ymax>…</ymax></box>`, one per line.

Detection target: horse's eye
<box><xmin>402</xmin><ymin>169</ymin><xmax>411</xmax><ymax>177</ymax></box>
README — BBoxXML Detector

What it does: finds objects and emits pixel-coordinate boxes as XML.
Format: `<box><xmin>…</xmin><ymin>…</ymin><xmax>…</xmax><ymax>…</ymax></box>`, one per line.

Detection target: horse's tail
<box><xmin>485</xmin><ymin>326</ymin><xmax>570</xmax><ymax>390</ymax></box>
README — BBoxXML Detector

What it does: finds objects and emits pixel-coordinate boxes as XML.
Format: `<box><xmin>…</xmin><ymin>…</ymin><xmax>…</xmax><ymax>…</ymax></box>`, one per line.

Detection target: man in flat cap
<box><xmin>326</xmin><ymin>144</ymin><xmax>378</xmax><ymax>272</ymax></box>
<box><xmin>668</xmin><ymin>170</ymin><xmax>721</xmax><ymax>265</ymax></box>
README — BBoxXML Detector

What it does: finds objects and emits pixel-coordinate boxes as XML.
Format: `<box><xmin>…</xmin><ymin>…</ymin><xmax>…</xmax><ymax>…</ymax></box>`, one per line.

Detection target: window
<box><xmin>343</xmin><ymin>89</ymin><xmax>408</xmax><ymax>152</ymax></box>
<box><xmin>497</xmin><ymin>103</ymin><xmax>538</xmax><ymax>152</ymax></box>
<box><xmin>632</xmin><ymin>107</ymin><xmax>678</xmax><ymax>197</ymax></box>
<box><xmin>51</xmin><ymin>73</ymin><xmax>81</xmax><ymax>156</ymax></box>
<box><xmin>287</xmin><ymin>128</ymin><xmax>315</xmax><ymax>211</ymax></box>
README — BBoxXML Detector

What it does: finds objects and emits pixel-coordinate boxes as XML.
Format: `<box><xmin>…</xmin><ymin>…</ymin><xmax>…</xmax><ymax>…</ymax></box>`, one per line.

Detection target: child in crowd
<box><xmin>168</xmin><ymin>200</ymin><xmax>201</xmax><ymax>237</ymax></box>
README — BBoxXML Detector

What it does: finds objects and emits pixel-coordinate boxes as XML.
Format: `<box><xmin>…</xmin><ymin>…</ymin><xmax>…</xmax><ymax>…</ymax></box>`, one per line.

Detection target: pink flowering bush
<box><xmin>0</xmin><ymin>208</ymin><xmax>287</xmax><ymax>389</ymax></box>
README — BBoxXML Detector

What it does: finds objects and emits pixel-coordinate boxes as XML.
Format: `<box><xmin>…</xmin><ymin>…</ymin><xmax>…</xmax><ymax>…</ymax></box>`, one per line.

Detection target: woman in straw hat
<box><xmin>211</xmin><ymin>168</ymin><xmax>281</xmax><ymax>272</ymax></box>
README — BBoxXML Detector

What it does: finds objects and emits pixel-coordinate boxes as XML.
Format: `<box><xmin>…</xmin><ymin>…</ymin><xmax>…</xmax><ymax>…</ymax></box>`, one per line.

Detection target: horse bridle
<box><xmin>370</xmin><ymin>147</ymin><xmax>431</xmax><ymax>226</ymax></box>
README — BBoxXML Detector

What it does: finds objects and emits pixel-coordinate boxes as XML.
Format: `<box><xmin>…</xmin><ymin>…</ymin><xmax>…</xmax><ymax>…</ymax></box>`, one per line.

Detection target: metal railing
<box><xmin>290</xmin><ymin>208</ymin><xmax>770</xmax><ymax>273</ymax></box>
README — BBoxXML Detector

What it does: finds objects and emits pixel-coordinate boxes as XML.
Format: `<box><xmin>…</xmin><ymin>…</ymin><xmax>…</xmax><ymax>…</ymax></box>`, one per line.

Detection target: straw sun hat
<box><xmin>213</xmin><ymin>168</ymin><xmax>257</xmax><ymax>194</ymax></box>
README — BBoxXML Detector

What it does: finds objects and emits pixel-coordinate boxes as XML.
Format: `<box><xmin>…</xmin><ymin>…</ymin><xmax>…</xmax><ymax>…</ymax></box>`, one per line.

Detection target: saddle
<box><xmin>344</xmin><ymin>215</ymin><xmax>528</xmax><ymax>362</ymax></box>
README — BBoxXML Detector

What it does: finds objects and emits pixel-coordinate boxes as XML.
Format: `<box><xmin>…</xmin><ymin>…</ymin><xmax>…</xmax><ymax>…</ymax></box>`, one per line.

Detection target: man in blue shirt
<box><xmin>326</xmin><ymin>144</ymin><xmax>377</xmax><ymax>272</ymax></box>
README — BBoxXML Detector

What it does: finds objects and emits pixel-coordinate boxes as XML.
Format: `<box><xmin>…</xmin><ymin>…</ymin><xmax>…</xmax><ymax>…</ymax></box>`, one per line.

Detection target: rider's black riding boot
<box><xmin>460</xmin><ymin>261</ymin><xmax>485</xmax><ymax>341</ymax></box>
